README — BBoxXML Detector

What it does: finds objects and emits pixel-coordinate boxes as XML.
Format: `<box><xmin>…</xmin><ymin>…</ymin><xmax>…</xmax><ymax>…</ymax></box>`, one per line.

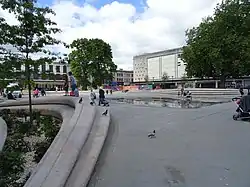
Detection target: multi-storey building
<box><xmin>133</xmin><ymin>47</ymin><xmax>186</xmax><ymax>82</ymax></box>
<box><xmin>18</xmin><ymin>62</ymin><xmax>71</xmax><ymax>89</ymax></box>
<box><xmin>113</xmin><ymin>69</ymin><xmax>133</xmax><ymax>85</ymax></box>
<box><xmin>133</xmin><ymin>55</ymin><xmax>148</xmax><ymax>82</ymax></box>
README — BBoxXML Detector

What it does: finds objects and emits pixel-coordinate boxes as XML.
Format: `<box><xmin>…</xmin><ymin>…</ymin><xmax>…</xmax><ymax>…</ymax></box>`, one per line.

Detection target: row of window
<box><xmin>116</xmin><ymin>73</ymin><xmax>133</xmax><ymax>77</ymax></box>
<box><xmin>42</xmin><ymin>64</ymin><xmax>68</xmax><ymax>73</ymax></box>
<box><xmin>115</xmin><ymin>78</ymin><xmax>133</xmax><ymax>83</ymax></box>
<box><xmin>134</xmin><ymin>62</ymin><xmax>146</xmax><ymax>66</ymax></box>
<box><xmin>16</xmin><ymin>64</ymin><xmax>69</xmax><ymax>74</ymax></box>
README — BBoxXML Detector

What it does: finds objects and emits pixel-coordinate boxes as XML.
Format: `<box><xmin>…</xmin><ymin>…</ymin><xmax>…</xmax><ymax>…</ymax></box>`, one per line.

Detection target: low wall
<box><xmin>0</xmin><ymin>97</ymin><xmax>104</xmax><ymax>187</ymax></box>
<box><xmin>0</xmin><ymin>117</ymin><xmax>7</xmax><ymax>151</ymax></box>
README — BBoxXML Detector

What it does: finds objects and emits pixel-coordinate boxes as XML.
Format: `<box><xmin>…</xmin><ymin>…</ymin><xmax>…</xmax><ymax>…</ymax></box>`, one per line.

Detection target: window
<box><xmin>56</xmin><ymin>66</ymin><xmax>60</xmax><ymax>73</ymax></box>
<box><xmin>63</xmin><ymin>65</ymin><xmax>67</xmax><ymax>73</ymax></box>
<box><xmin>16</xmin><ymin>63</ymin><xmax>21</xmax><ymax>70</ymax></box>
<box><xmin>117</xmin><ymin>73</ymin><xmax>123</xmax><ymax>77</ymax></box>
<box><xmin>49</xmin><ymin>65</ymin><xmax>53</xmax><ymax>72</ymax></box>
<box><xmin>41</xmin><ymin>64</ymin><xmax>46</xmax><ymax>72</ymax></box>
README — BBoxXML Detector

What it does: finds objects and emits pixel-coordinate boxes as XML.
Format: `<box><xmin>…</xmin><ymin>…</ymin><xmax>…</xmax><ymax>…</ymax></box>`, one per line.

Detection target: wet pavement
<box><xmin>88</xmin><ymin>102</ymin><xmax>250</xmax><ymax>187</ymax></box>
<box><xmin>108</xmin><ymin>98</ymin><xmax>221</xmax><ymax>109</ymax></box>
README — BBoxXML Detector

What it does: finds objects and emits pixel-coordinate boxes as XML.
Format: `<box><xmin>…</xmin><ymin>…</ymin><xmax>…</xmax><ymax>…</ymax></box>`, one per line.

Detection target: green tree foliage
<box><xmin>181</xmin><ymin>0</ymin><xmax>250</xmax><ymax>87</ymax></box>
<box><xmin>69</xmin><ymin>38</ymin><xmax>117</xmax><ymax>89</ymax></box>
<box><xmin>0</xmin><ymin>0</ymin><xmax>62</xmax><ymax>120</ymax></box>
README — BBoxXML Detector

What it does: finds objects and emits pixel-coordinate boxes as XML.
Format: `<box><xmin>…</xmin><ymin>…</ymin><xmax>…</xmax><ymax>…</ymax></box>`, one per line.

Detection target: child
<box><xmin>89</xmin><ymin>89</ymin><xmax>96</xmax><ymax>105</ymax></box>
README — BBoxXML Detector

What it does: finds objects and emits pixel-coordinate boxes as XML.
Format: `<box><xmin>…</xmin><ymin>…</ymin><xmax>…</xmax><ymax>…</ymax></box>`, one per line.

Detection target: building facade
<box><xmin>133</xmin><ymin>56</ymin><xmax>148</xmax><ymax>82</ymax></box>
<box><xmin>133</xmin><ymin>47</ymin><xmax>186</xmax><ymax>82</ymax></box>
<box><xmin>113</xmin><ymin>69</ymin><xmax>133</xmax><ymax>85</ymax></box>
<box><xmin>18</xmin><ymin>62</ymin><xmax>71</xmax><ymax>89</ymax></box>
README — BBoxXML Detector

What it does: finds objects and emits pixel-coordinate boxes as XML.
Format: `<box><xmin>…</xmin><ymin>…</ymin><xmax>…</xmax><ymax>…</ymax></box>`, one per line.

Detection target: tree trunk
<box><xmin>26</xmin><ymin>63</ymin><xmax>33</xmax><ymax>123</ymax></box>
<box><xmin>219</xmin><ymin>75</ymin><xmax>226</xmax><ymax>88</ymax></box>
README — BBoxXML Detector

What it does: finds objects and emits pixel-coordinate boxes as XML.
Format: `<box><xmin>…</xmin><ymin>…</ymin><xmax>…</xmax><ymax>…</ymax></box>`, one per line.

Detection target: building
<box><xmin>113</xmin><ymin>69</ymin><xmax>133</xmax><ymax>85</ymax></box>
<box><xmin>18</xmin><ymin>62</ymin><xmax>71</xmax><ymax>89</ymax></box>
<box><xmin>133</xmin><ymin>47</ymin><xmax>186</xmax><ymax>82</ymax></box>
<box><xmin>133</xmin><ymin>55</ymin><xmax>148</xmax><ymax>82</ymax></box>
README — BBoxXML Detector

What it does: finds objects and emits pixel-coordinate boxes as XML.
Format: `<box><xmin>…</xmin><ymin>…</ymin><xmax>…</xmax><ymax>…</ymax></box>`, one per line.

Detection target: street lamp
<box><xmin>177</xmin><ymin>61</ymin><xmax>181</xmax><ymax>78</ymax></box>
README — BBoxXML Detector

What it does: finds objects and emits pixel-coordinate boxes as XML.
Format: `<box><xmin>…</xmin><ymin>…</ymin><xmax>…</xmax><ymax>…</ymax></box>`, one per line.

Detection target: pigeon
<box><xmin>102</xmin><ymin>109</ymin><xmax>108</xmax><ymax>116</ymax></box>
<box><xmin>148</xmin><ymin>130</ymin><xmax>156</xmax><ymax>138</ymax></box>
<box><xmin>79</xmin><ymin>97</ymin><xmax>83</xmax><ymax>104</ymax></box>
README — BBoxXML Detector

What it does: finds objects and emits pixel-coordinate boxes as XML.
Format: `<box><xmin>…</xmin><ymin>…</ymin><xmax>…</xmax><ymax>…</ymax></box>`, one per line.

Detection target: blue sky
<box><xmin>38</xmin><ymin>0</ymin><xmax>146</xmax><ymax>12</ymax></box>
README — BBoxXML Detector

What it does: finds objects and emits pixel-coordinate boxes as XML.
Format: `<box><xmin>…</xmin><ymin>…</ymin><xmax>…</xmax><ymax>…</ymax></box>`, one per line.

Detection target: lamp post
<box><xmin>177</xmin><ymin>61</ymin><xmax>181</xmax><ymax>78</ymax></box>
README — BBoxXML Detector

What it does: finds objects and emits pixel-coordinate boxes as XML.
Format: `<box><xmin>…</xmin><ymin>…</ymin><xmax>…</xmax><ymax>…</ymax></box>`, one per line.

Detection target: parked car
<box><xmin>3</xmin><ymin>83</ymin><xmax>22</xmax><ymax>98</ymax></box>
<box><xmin>12</xmin><ymin>90</ymin><xmax>22</xmax><ymax>98</ymax></box>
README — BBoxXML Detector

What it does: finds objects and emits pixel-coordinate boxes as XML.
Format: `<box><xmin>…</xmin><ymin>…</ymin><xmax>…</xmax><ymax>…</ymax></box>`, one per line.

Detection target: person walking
<box><xmin>90</xmin><ymin>89</ymin><xmax>96</xmax><ymax>105</ymax></box>
<box><xmin>68</xmin><ymin>71</ymin><xmax>77</xmax><ymax>92</ymax></box>
<box><xmin>239</xmin><ymin>85</ymin><xmax>244</xmax><ymax>96</ymax></box>
<box><xmin>98</xmin><ymin>88</ymin><xmax>105</xmax><ymax>106</ymax></box>
<box><xmin>63</xmin><ymin>74</ymin><xmax>69</xmax><ymax>96</ymax></box>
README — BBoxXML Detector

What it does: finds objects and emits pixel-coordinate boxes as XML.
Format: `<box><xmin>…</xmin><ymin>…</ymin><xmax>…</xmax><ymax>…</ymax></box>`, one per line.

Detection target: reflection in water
<box><xmin>111</xmin><ymin>98</ymin><xmax>215</xmax><ymax>109</ymax></box>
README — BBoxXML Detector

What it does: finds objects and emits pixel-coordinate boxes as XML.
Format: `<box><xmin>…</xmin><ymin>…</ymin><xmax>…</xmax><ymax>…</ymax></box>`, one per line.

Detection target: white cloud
<box><xmin>0</xmin><ymin>0</ymin><xmax>222</xmax><ymax>70</ymax></box>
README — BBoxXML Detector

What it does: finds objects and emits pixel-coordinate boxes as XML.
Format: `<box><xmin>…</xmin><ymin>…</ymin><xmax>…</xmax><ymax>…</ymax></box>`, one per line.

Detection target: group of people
<box><xmin>89</xmin><ymin>88</ymin><xmax>109</xmax><ymax>106</ymax></box>
<box><xmin>63</xmin><ymin>72</ymin><xmax>78</xmax><ymax>96</ymax></box>
<box><xmin>33</xmin><ymin>88</ymin><xmax>46</xmax><ymax>97</ymax></box>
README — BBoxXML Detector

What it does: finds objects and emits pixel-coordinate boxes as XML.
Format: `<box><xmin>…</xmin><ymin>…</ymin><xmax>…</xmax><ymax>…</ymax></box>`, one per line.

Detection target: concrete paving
<box><xmin>88</xmin><ymin>102</ymin><xmax>250</xmax><ymax>187</ymax></box>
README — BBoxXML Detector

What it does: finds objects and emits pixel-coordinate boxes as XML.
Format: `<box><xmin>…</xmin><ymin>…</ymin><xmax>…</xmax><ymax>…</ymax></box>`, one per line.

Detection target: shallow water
<box><xmin>109</xmin><ymin>98</ymin><xmax>217</xmax><ymax>109</ymax></box>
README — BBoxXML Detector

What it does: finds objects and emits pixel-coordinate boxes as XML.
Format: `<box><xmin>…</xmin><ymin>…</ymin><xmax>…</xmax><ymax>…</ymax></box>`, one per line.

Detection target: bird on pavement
<box><xmin>148</xmin><ymin>130</ymin><xmax>156</xmax><ymax>138</ymax></box>
<box><xmin>102</xmin><ymin>109</ymin><xmax>108</xmax><ymax>116</ymax></box>
<box><xmin>79</xmin><ymin>97</ymin><xmax>83</xmax><ymax>104</ymax></box>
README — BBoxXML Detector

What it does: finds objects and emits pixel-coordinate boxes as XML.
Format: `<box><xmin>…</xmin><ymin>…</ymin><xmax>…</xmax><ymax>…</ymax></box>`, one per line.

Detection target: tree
<box><xmin>161</xmin><ymin>72</ymin><xmax>169</xmax><ymax>81</ymax></box>
<box><xmin>69</xmin><ymin>38</ymin><xmax>117</xmax><ymax>89</ymax></box>
<box><xmin>0</xmin><ymin>0</ymin><xmax>62</xmax><ymax>121</ymax></box>
<box><xmin>0</xmin><ymin>19</ymin><xmax>18</xmax><ymax>89</ymax></box>
<box><xmin>144</xmin><ymin>75</ymin><xmax>149</xmax><ymax>82</ymax></box>
<box><xmin>181</xmin><ymin>0</ymin><xmax>250</xmax><ymax>87</ymax></box>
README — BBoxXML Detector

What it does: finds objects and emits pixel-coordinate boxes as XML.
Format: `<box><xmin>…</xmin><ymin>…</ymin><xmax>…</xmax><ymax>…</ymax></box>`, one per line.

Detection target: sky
<box><xmin>0</xmin><ymin>0</ymin><xmax>222</xmax><ymax>70</ymax></box>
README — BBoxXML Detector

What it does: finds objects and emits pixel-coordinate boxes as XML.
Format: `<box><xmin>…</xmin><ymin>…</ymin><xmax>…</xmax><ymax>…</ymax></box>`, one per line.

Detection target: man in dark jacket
<box><xmin>98</xmin><ymin>88</ymin><xmax>105</xmax><ymax>106</ymax></box>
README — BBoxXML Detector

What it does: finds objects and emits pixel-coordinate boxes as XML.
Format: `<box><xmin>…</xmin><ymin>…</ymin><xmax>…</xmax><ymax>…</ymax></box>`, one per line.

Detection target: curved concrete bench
<box><xmin>65</xmin><ymin>107</ymin><xmax>111</xmax><ymax>187</ymax></box>
<box><xmin>0</xmin><ymin>117</ymin><xmax>7</xmax><ymax>151</ymax></box>
<box><xmin>0</xmin><ymin>97</ymin><xmax>101</xmax><ymax>187</ymax></box>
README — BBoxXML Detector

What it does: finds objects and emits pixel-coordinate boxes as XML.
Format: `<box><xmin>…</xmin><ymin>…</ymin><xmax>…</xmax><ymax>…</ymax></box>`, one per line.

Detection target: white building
<box><xmin>17</xmin><ymin>62</ymin><xmax>71</xmax><ymax>89</ymax></box>
<box><xmin>133</xmin><ymin>47</ymin><xmax>186</xmax><ymax>82</ymax></box>
<box><xmin>113</xmin><ymin>69</ymin><xmax>133</xmax><ymax>84</ymax></box>
<box><xmin>133</xmin><ymin>56</ymin><xmax>148</xmax><ymax>82</ymax></box>
<box><xmin>19</xmin><ymin>62</ymin><xmax>70</xmax><ymax>76</ymax></box>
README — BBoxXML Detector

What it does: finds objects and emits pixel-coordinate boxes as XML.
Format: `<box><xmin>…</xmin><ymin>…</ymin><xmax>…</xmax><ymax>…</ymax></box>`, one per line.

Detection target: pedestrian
<box><xmin>98</xmin><ymin>88</ymin><xmax>105</xmax><ymax>106</ymax></box>
<box><xmin>63</xmin><ymin>74</ymin><xmax>69</xmax><ymax>96</ymax></box>
<box><xmin>239</xmin><ymin>85</ymin><xmax>244</xmax><ymax>96</ymax></box>
<box><xmin>110</xmin><ymin>89</ymin><xmax>112</xmax><ymax>94</ymax></box>
<box><xmin>68</xmin><ymin>71</ymin><xmax>77</xmax><ymax>92</ymax></box>
<box><xmin>181</xmin><ymin>87</ymin><xmax>184</xmax><ymax>96</ymax></box>
<box><xmin>90</xmin><ymin>89</ymin><xmax>96</xmax><ymax>105</ymax></box>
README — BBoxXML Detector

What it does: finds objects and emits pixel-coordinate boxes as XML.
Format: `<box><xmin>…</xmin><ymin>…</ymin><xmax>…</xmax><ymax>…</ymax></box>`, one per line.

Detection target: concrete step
<box><xmin>64</xmin><ymin>107</ymin><xmax>110</xmax><ymax>187</ymax></box>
